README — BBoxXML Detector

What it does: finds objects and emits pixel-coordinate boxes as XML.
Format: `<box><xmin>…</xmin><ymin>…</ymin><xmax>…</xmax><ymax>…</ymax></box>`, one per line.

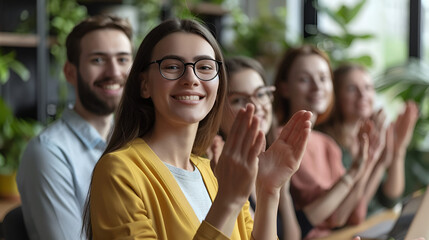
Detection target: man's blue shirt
<box><xmin>17</xmin><ymin>108</ymin><xmax>107</xmax><ymax>240</ymax></box>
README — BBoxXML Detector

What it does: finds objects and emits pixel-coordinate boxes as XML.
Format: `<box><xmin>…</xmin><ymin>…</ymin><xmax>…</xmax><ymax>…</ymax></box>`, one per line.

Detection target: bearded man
<box><xmin>17</xmin><ymin>15</ymin><xmax>133</xmax><ymax>240</ymax></box>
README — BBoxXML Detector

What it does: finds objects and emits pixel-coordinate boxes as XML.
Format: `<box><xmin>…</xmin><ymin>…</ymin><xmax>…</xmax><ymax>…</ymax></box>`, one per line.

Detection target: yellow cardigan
<box><xmin>90</xmin><ymin>138</ymin><xmax>255</xmax><ymax>240</ymax></box>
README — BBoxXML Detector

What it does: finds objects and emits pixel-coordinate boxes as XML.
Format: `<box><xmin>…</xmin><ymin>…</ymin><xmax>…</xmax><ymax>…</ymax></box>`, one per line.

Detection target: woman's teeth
<box><xmin>176</xmin><ymin>95</ymin><xmax>200</xmax><ymax>100</ymax></box>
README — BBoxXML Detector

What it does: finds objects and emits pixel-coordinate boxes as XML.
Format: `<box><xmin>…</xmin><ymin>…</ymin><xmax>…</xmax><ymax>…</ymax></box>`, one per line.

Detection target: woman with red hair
<box><xmin>273</xmin><ymin>45</ymin><xmax>385</xmax><ymax>239</ymax></box>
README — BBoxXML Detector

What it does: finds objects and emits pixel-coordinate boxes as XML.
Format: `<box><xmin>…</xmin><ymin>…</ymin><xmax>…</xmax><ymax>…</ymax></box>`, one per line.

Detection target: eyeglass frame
<box><xmin>228</xmin><ymin>86</ymin><xmax>276</xmax><ymax>108</ymax></box>
<box><xmin>147</xmin><ymin>57</ymin><xmax>222</xmax><ymax>81</ymax></box>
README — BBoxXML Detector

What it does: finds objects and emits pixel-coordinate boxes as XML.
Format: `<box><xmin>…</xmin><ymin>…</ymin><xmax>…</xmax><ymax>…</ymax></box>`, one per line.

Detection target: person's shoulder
<box><xmin>24</xmin><ymin>115</ymin><xmax>88</xmax><ymax>161</ymax></box>
<box><xmin>99</xmin><ymin>144</ymin><xmax>133</xmax><ymax>163</ymax></box>
<box><xmin>94</xmin><ymin>149</ymin><xmax>132</xmax><ymax>179</ymax></box>
<box><xmin>20</xmin><ymin>117</ymin><xmax>69</xmax><ymax>157</ymax></box>
<box><xmin>96</xmin><ymin>140</ymin><xmax>142</xmax><ymax>170</ymax></box>
<box><xmin>36</xmin><ymin>117</ymin><xmax>71</xmax><ymax>143</ymax></box>
<box><xmin>93</xmin><ymin>140</ymin><xmax>151</xmax><ymax>185</ymax></box>
<box><xmin>17</xmin><ymin>120</ymin><xmax>75</xmax><ymax>182</ymax></box>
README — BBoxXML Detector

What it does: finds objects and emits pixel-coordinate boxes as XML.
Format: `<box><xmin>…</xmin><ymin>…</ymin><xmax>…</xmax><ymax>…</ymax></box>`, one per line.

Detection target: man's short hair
<box><xmin>66</xmin><ymin>15</ymin><xmax>133</xmax><ymax>66</ymax></box>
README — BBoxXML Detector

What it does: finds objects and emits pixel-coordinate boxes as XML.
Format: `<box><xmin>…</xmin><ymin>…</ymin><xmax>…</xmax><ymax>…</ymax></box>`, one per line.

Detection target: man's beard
<box><xmin>77</xmin><ymin>72</ymin><xmax>121</xmax><ymax>116</ymax></box>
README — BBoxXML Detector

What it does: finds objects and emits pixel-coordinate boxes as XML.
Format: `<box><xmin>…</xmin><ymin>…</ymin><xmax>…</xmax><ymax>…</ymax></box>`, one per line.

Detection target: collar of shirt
<box><xmin>62</xmin><ymin>108</ymin><xmax>107</xmax><ymax>150</ymax></box>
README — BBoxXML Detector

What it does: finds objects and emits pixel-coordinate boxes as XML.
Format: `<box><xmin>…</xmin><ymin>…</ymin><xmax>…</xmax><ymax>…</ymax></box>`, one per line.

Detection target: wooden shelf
<box><xmin>0</xmin><ymin>32</ymin><xmax>56</xmax><ymax>48</ymax></box>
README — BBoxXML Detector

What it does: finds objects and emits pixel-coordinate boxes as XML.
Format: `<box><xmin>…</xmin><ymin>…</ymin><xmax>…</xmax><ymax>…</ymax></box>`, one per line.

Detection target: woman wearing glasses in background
<box><xmin>84</xmin><ymin>19</ymin><xmax>313</xmax><ymax>240</ymax></box>
<box><xmin>207</xmin><ymin>56</ymin><xmax>302</xmax><ymax>240</ymax></box>
<box><xmin>206</xmin><ymin>56</ymin><xmax>276</xmax><ymax>168</ymax></box>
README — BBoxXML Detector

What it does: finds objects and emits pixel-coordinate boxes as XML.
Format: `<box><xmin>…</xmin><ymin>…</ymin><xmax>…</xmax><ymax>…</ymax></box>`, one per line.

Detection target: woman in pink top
<box><xmin>273</xmin><ymin>45</ymin><xmax>386</xmax><ymax>239</ymax></box>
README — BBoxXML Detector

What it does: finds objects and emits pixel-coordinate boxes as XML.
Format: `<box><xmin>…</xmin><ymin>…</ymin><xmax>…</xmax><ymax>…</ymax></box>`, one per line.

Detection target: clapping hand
<box><xmin>214</xmin><ymin>104</ymin><xmax>265</xmax><ymax>206</ymax></box>
<box><xmin>393</xmin><ymin>101</ymin><xmax>419</xmax><ymax>155</ymax></box>
<box><xmin>257</xmin><ymin>110</ymin><xmax>312</xmax><ymax>195</ymax></box>
<box><xmin>348</xmin><ymin>121</ymin><xmax>369</xmax><ymax>180</ymax></box>
<box><xmin>369</xmin><ymin>109</ymin><xmax>388</xmax><ymax>163</ymax></box>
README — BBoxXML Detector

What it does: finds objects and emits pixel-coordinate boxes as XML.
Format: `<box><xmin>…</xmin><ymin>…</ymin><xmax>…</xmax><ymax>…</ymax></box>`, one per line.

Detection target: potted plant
<box><xmin>0</xmin><ymin>98</ymin><xmax>43</xmax><ymax>198</ymax></box>
<box><xmin>0</xmin><ymin>43</ymin><xmax>39</xmax><ymax>198</ymax></box>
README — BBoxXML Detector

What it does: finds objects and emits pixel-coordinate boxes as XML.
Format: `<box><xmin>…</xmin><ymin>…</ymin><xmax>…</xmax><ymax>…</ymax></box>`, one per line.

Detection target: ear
<box><xmin>279</xmin><ymin>81</ymin><xmax>290</xmax><ymax>98</ymax></box>
<box><xmin>64</xmin><ymin>61</ymin><xmax>77</xmax><ymax>86</ymax></box>
<box><xmin>140</xmin><ymin>73</ymin><xmax>151</xmax><ymax>98</ymax></box>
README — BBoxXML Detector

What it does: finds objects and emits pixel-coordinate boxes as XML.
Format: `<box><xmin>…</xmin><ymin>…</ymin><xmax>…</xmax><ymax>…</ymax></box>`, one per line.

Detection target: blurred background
<box><xmin>0</xmin><ymin>0</ymin><xmax>428</xmax><ymax>196</ymax></box>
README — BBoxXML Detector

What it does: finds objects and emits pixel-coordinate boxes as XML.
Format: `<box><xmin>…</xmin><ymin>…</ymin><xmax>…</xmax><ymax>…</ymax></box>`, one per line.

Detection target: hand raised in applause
<box><xmin>378</xmin><ymin>122</ymin><xmax>394</xmax><ymax>167</ymax></box>
<box><xmin>256</xmin><ymin>110</ymin><xmax>312</xmax><ymax>195</ymax></box>
<box><xmin>348</xmin><ymin>116</ymin><xmax>385</xmax><ymax>168</ymax></box>
<box><xmin>214</xmin><ymin>104</ymin><xmax>265</xmax><ymax>206</ymax></box>
<box><xmin>369</xmin><ymin>109</ymin><xmax>388</xmax><ymax>163</ymax></box>
<box><xmin>393</xmin><ymin>101</ymin><xmax>419</xmax><ymax>155</ymax></box>
<box><xmin>348</xmin><ymin>121</ymin><xmax>370</xmax><ymax>181</ymax></box>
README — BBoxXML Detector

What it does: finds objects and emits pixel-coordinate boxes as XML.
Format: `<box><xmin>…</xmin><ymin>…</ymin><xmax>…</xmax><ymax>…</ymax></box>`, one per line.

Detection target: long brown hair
<box><xmin>273</xmin><ymin>44</ymin><xmax>334</xmax><ymax>126</ymax></box>
<box><xmin>83</xmin><ymin>18</ymin><xmax>227</xmax><ymax>239</ymax></box>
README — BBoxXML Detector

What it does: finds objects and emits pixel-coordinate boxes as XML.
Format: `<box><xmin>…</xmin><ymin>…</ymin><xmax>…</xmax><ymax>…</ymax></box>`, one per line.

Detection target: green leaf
<box><xmin>317</xmin><ymin>4</ymin><xmax>347</xmax><ymax>32</ymax></box>
<box><xmin>9</xmin><ymin>61</ymin><xmax>30</xmax><ymax>81</ymax></box>
<box><xmin>336</xmin><ymin>5</ymin><xmax>348</xmax><ymax>22</ymax></box>
<box><xmin>354</xmin><ymin>33</ymin><xmax>374</xmax><ymax>39</ymax></box>
<box><xmin>340</xmin><ymin>0</ymin><xmax>367</xmax><ymax>24</ymax></box>
<box><xmin>0</xmin><ymin>69</ymin><xmax>10</xmax><ymax>84</ymax></box>
<box><xmin>0</xmin><ymin>50</ymin><xmax>29</xmax><ymax>84</ymax></box>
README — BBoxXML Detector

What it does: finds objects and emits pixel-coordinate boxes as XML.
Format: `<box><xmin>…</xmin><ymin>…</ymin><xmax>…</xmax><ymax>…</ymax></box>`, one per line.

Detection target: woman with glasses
<box><xmin>207</xmin><ymin>56</ymin><xmax>301</xmax><ymax>240</ymax></box>
<box><xmin>84</xmin><ymin>18</ymin><xmax>312</xmax><ymax>240</ymax></box>
<box><xmin>207</xmin><ymin>56</ymin><xmax>276</xmax><ymax>166</ymax></box>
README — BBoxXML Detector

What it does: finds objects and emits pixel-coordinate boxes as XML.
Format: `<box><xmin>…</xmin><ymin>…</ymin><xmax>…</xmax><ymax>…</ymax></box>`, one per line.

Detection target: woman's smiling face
<box><xmin>140</xmin><ymin>32</ymin><xmax>219</xmax><ymax>127</ymax></box>
<box><xmin>222</xmin><ymin>68</ymin><xmax>273</xmax><ymax>136</ymax></box>
<box><xmin>281</xmin><ymin>54</ymin><xmax>333</xmax><ymax>116</ymax></box>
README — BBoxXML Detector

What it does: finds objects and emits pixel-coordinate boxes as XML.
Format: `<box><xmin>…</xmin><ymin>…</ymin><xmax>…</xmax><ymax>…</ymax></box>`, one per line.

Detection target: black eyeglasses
<box><xmin>147</xmin><ymin>57</ymin><xmax>222</xmax><ymax>81</ymax></box>
<box><xmin>228</xmin><ymin>86</ymin><xmax>276</xmax><ymax>109</ymax></box>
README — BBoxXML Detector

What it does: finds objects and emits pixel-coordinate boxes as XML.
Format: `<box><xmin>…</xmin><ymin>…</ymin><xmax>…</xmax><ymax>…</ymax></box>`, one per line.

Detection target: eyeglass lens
<box><xmin>229</xmin><ymin>87</ymin><xmax>274</xmax><ymax>108</ymax></box>
<box><xmin>159</xmin><ymin>58</ymin><xmax>219</xmax><ymax>81</ymax></box>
